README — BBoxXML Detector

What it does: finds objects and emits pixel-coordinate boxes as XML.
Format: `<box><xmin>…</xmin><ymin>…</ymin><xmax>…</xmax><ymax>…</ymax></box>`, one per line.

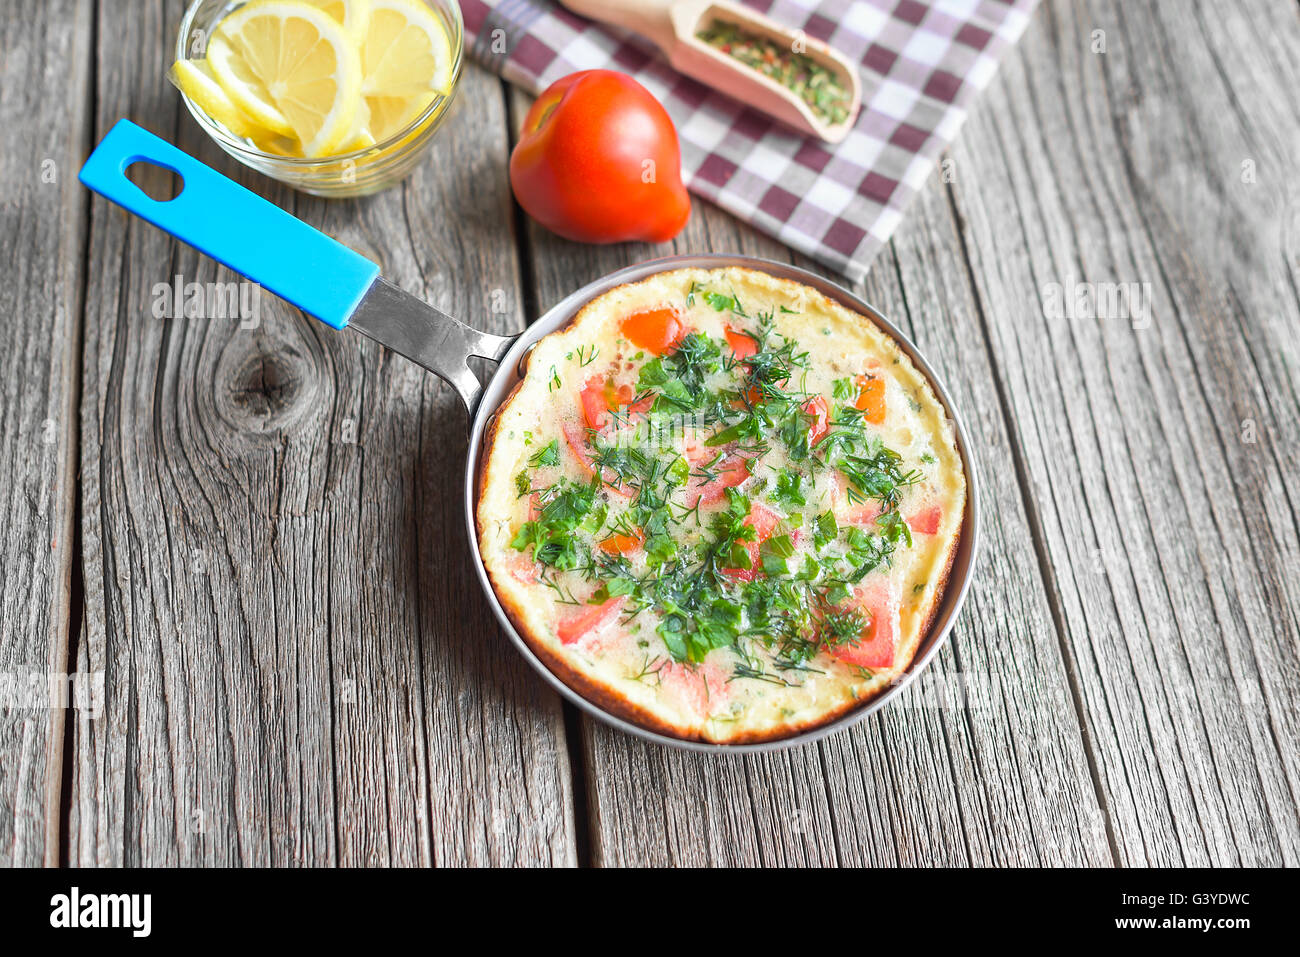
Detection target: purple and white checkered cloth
<box><xmin>462</xmin><ymin>0</ymin><xmax>1038</xmax><ymax>282</ymax></box>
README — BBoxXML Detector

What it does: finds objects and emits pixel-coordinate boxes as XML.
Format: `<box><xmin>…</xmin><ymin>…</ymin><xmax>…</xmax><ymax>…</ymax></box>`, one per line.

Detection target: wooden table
<box><xmin>2</xmin><ymin>0</ymin><xmax>1298</xmax><ymax>867</ymax></box>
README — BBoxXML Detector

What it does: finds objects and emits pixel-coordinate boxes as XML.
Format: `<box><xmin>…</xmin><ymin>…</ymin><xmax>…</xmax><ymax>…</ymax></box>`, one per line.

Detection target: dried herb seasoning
<box><xmin>696</xmin><ymin>21</ymin><xmax>852</xmax><ymax>125</ymax></box>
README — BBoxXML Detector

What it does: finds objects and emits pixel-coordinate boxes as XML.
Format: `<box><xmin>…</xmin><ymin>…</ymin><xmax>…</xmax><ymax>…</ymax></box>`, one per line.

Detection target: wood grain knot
<box><xmin>221</xmin><ymin>347</ymin><xmax>318</xmax><ymax>433</ymax></box>
<box><xmin>230</xmin><ymin>354</ymin><xmax>298</xmax><ymax>416</ymax></box>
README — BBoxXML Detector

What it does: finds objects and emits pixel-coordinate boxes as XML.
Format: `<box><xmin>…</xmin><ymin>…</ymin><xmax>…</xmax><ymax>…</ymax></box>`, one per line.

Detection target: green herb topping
<box><xmin>511</xmin><ymin>284</ymin><xmax>921</xmax><ymax>684</ymax></box>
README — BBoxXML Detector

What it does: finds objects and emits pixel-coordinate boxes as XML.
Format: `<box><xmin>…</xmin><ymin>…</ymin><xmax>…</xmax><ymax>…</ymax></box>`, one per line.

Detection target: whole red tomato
<box><xmin>510</xmin><ymin>70</ymin><xmax>691</xmax><ymax>244</ymax></box>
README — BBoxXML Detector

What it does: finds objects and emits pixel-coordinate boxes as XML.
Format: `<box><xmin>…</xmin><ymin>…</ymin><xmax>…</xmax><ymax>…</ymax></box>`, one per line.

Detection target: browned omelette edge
<box><xmin>475</xmin><ymin>267</ymin><xmax>966</xmax><ymax>744</ymax></box>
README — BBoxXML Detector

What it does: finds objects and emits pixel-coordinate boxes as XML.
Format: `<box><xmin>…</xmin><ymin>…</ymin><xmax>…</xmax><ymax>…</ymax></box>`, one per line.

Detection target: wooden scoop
<box><xmin>558</xmin><ymin>0</ymin><xmax>862</xmax><ymax>143</ymax></box>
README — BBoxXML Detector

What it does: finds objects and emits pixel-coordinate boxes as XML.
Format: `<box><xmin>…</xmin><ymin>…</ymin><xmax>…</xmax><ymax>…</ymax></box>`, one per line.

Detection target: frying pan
<box><xmin>80</xmin><ymin>120</ymin><xmax>980</xmax><ymax>753</ymax></box>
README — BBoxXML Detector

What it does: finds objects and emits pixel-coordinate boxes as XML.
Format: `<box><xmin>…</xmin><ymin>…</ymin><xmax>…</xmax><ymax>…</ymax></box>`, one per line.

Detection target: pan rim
<box><xmin>463</xmin><ymin>253</ymin><xmax>981</xmax><ymax>754</ymax></box>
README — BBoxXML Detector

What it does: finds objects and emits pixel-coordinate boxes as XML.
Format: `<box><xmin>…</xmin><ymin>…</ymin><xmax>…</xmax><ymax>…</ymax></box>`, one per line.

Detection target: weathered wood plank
<box><xmin>944</xmin><ymin>0</ymin><xmax>1300</xmax><ymax>865</ymax></box>
<box><xmin>0</xmin><ymin>0</ymin><xmax>93</xmax><ymax>868</ymax></box>
<box><xmin>509</xmin><ymin>76</ymin><xmax>1108</xmax><ymax>865</ymax></box>
<box><xmin>68</xmin><ymin>0</ymin><xmax>575</xmax><ymax>864</ymax></box>
<box><xmin>817</xmin><ymin>183</ymin><xmax>1112</xmax><ymax>867</ymax></box>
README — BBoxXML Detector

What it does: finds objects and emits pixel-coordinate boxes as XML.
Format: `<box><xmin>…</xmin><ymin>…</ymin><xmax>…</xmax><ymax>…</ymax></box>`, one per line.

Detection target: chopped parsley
<box><xmin>771</xmin><ymin>467</ymin><xmax>807</xmax><ymax>508</ymax></box>
<box><xmin>527</xmin><ymin>439</ymin><xmax>559</xmax><ymax>468</ymax></box>
<box><xmin>702</xmin><ymin>289</ymin><xmax>746</xmax><ymax>315</ymax></box>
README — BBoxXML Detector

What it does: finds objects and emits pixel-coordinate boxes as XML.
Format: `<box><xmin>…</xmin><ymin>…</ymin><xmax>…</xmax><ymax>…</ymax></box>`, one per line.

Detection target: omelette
<box><xmin>477</xmin><ymin>267</ymin><xmax>966</xmax><ymax>743</ymax></box>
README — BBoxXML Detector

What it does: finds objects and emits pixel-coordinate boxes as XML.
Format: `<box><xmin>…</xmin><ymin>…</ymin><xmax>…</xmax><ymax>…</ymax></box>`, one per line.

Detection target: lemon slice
<box><xmin>299</xmin><ymin>0</ymin><xmax>372</xmax><ymax>35</ymax></box>
<box><xmin>212</xmin><ymin>0</ymin><xmax>363</xmax><ymax>157</ymax></box>
<box><xmin>205</xmin><ymin>33</ymin><xmax>295</xmax><ymax>138</ymax></box>
<box><xmin>360</xmin><ymin>0</ymin><xmax>454</xmax><ymax>98</ymax></box>
<box><xmin>170</xmin><ymin>58</ymin><xmax>265</xmax><ymax>140</ymax></box>
<box><xmin>365</xmin><ymin>91</ymin><xmax>434</xmax><ymax>142</ymax></box>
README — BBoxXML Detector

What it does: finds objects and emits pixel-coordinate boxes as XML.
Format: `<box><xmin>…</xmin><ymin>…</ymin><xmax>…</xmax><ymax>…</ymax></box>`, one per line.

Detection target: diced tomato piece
<box><xmin>725</xmin><ymin>325</ymin><xmax>758</xmax><ymax>359</ymax></box>
<box><xmin>802</xmin><ymin>396</ymin><xmax>830</xmax><ymax>446</ymax></box>
<box><xmin>562</xmin><ymin>422</ymin><xmax>596</xmax><ymax>470</ymax></box>
<box><xmin>729</xmin><ymin>386</ymin><xmax>760</xmax><ymax>411</ymax></box>
<box><xmin>831</xmin><ymin>472</ymin><xmax>880</xmax><ymax>526</ymax></box>
<box><xmin>684</xmin><ymin>434</ymin><xmax>750</xmax><ymax>505</ymax></box>
<box><xmin>706</xmin><ymin>456</ymin><xmax>751</xmax><ymax>502</ymax></box>
<box><xmin>854</xmin><ymin>375</ymin><xmax>886</xmax><ymax>424</ymax></box>
<box><xmin>598</xmin><ymin>528</ymin><xmax>643</xmax><ymax>555</ymax></box>
<box><xmin>557</xmin><ymin>596</ymin><xmax>627</xmax><ymax>645</ymax></box>
<box><xmin>727</xmin><ymin>553</ymin><xmax>759</xmax><ymax>583</ymax></box>
<box><xmin>579</xmin><ymin>375</ymin><xmax>611</xmax><ymax>430</ymax></box>
<box><xmin>748</xmin><ymin>502</ymin><xmax>781</xmax><ymax>538</ymax></box>
<box><xmin>625</xmin><ymin>392</ymin><xmax>654</xmax><ymax>416</ymax></box>
<box><xmin>841</xmin><ymin>502</ymin><xmax>880</xmax><ymax>526</ymax></box>
<box><xmin>581</xmin><ymin>376</ymin><xmax>651</xmax><ymax>430</ymax></box>
<box><xmin>828</xmin><ymin>580</ymin><xmax>898</xmax><ymax>669</ymax></box>
<box><xmin>621</xmin><ymin>307</ymin><xmax>686</xmax><ymax>355</ymax></box>
<box><xmin>562</xmin><ymin>423</ymin><xmax>634</xmax><ymax>498</ymax></box>
<box><xmin>658</xmin><ymin>661</ymin><xmax>730</xmax><ymax>717</ymax></box>
<box><xmin>829</xmin><ymin>617</ymin><xmax>894</xmax><ymax>669</ymax></box>
<box><xmin>908</xmin><ymin>505</ymin><xmax>941</xmax><ymax>535</ymax></box>
<box><xmin>691</xmin><ymin>454</ymin><xmax>750</xmax><ymax>506</ymax></box>
<box><xmin>724</xmin><ymin>503</ymin><xmax>782</xmax><ymax>582</ymax></box>
<box><xmin>509</xmin><ymin>555</ymin><xmax>540</xmax><ymax>584</ymax></box>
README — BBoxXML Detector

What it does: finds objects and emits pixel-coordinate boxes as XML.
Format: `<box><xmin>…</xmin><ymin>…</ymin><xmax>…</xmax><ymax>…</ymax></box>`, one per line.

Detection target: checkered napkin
<box><xmin>462</xmin><ymin>0</ymin><xmax>1038</xmax><ymax>282</ymax></box>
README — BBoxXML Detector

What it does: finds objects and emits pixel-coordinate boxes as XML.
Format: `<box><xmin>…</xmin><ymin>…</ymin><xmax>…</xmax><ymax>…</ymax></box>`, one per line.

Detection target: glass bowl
<box><xmin>175</xmin><ymin>0</ymin><xmax>464</xmax><ymax>197</ymax></box>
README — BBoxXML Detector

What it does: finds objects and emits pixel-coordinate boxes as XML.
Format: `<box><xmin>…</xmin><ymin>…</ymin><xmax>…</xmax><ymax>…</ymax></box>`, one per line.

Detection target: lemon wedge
<box><xmin>170</xmin><ymin>58</ymin><xmax>266</xmax><ymax>141</ymax></box>
<box><xmin>299</xmin><ymin>0</ymin><xmax>372</xmax><ymax>35</ymax></box>
<box><xmin>210</xmin><ymin>0</ymin><xmax>363</xmax><ymax>157</ymax></box>
<box><xmin>360</xmin><ymin>0</ymin><xmax>454</xmax><ymax>98</ymax></box>
<box><xmin>338</xmin><ymin>98</ymin><xmax>377</xmax><ymax>151</ymax></box>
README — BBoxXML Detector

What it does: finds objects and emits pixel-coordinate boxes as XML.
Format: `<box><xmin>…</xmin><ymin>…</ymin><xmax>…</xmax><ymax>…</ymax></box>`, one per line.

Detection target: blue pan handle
<box><xmin>78</xmin><ymin>119</ymin><xmax>380</xmax><ymax>330</ymax></box>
